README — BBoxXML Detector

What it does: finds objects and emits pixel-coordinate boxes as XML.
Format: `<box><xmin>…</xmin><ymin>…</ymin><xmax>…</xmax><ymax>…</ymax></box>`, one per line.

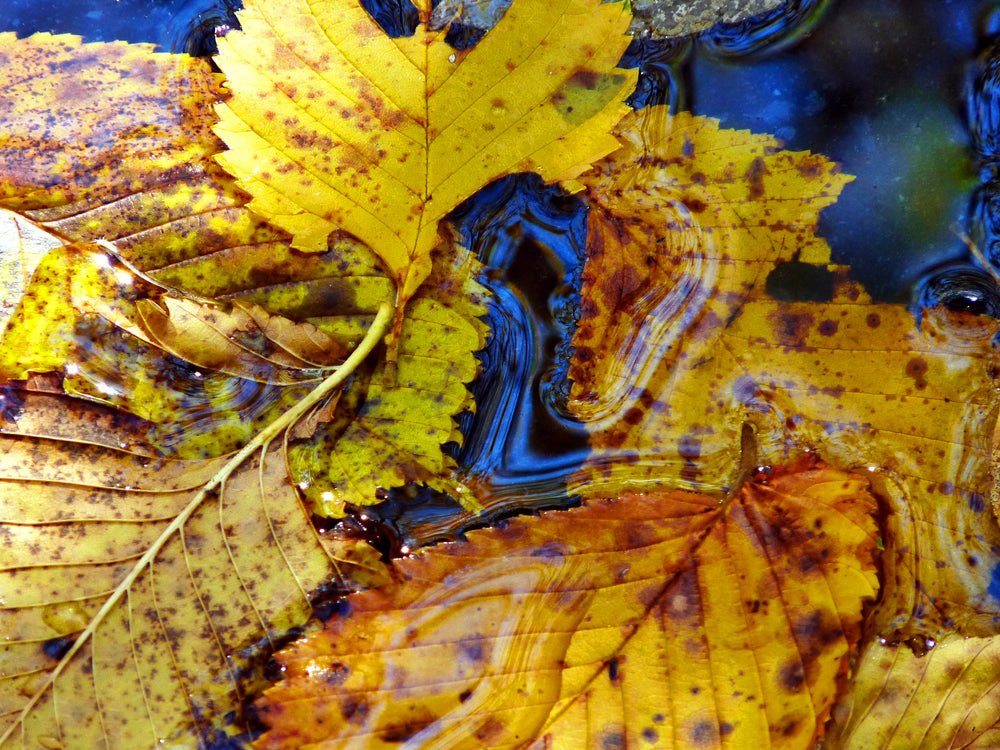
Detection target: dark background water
<box><xmin>4</xmin><ymin>0</ymin><xmax>1000</xmax><ymax>546</ymax></box>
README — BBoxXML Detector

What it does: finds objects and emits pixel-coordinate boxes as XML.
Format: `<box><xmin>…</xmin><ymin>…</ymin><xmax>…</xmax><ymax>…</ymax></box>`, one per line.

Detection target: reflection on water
<box><xmin>6</xmin><ymin>0</ymin><xmax>240</xmax><ymax>54</ymax></box>
<box><xmin>697</xmin><ymin>0</ymin><xmax>833</xmax><ymax>57</ymax></box>
<box><xmin>6</xmin><ymin>0</ymin><xmax>1000</xmax><ymax>744</ymax></box>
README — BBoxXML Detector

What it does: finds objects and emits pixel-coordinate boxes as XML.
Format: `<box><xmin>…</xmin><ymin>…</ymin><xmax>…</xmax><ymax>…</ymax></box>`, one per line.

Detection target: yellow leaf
<box><xmin>827</xmin><ymin>634</ymin><xmax>1000</xmax><ymax>749</ymax></box>
<box><xmin>135</xmin><ymin>297</ymin><xmax>347</xmax><ymax>379</ymax></box>
<box><xmin>290</xmin><ymin>231</ymin><xmax>489</xmax><ymax>516</ymax></box>
<box><xmin>254</xmin><ymin>457</ymin><xmax>879</xmax><ymax>750</ymax></box>
<box><xmin>212</xmin><ymin>0</ymin><xmax>637</xmax><ymax>308</ymax></box>
<box><xmin>0</xmin><ymin>244</ymin><xmax>319</xmax><ymax>456</ymax></box>
<box><xmin>566</xmin><ymin>108</ymin><xmax>1000</xmax><ymax>639</ymax></box>
<box><xmin>0</xmin><ymin>305</ymin><xmax>394</xmax><ymax>748</ymax></box>
<box><xmin>0</xmin><ymin>33</ymin><xmax>490</xmax><ymax>511</ymax></box>
<box><xmin>0</xmin><ymin>208</ymin><xmax>63</xmax><ymax>336</ymax></box>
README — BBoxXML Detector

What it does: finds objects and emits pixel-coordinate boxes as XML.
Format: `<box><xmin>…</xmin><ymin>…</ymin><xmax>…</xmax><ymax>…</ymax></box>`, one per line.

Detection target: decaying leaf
<box><xmin>0</xmin><ymin>243</ymin><xmax>322</xmax><ymax>457</ymax></box>
<box><xmin>0</xmin><ymin>32</ymin><xmax>221</xmax><ymax>213</ymax></box>
<box><xmin>289</xmin><ymin>231</ymin><xmax>490</xmax><ymax>516</ymax></box>
<box><xmin>0</xmin><ymin>31</ymin><xmax>490</xmax><ymax>513</ymax></box>
<box><xmin>0</xmin><ymin>209</ymin><xmax>62</xmax><ymax>335</ymax></box>
<box><xmin>826</xmin><ymin>634</ymin><xmax>1000</xmax><ymax>749</ymax></box>
<box><xmin>212</xmin><ymin>0</ymin><xmax>637</xmax><ymax>321</ymax></box>
<box><xmin>0</xmin><ymin>303</ymin><xmax>393</xmax><ymax>749</ymax></box>
<box><xmin>254</xmin><ymin>457</ymin><xmax>879</xmax><ymax>750</ymax></box>
<box><xmin>567</xmin><ymin>108</ymin><xmax>1000</xmax><ymax>639</ymax></box>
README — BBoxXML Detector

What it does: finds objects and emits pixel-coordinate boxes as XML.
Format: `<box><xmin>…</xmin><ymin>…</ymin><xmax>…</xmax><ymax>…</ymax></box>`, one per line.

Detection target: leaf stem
<box><xmin>0</xmin><ymin>302</ymin><xmax>394</xmax><ymax>746</ymax></box>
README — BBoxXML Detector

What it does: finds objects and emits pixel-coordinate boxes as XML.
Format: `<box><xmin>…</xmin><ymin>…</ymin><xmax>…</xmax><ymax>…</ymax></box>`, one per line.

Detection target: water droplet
<box><xmin>448</xmin><ymin>53</ymin><xmax>457</xmax><ymax>63</ymax></box>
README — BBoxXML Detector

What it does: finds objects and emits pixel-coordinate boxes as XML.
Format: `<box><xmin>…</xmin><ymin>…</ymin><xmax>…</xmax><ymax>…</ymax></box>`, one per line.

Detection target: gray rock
<box><xmin>633</xmin><ymin>0</ymin><xmax>787</xmax><ymax>38</ymax></box>
<box><xmin>429</xmin><ymin>0</ymin><xmax>790</xmax><ymax>41</ymax></box>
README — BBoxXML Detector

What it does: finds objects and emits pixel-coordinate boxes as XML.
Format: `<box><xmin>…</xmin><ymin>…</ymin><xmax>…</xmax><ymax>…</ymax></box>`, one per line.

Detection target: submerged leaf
<box><xmin>0</xmin><ymin>244</ymin><xmax>319</xmax><ymax>456</ymax></box>
<box><xmin>0</xmin><ymin>304</ymin><xmax>393</xmax><ymax>748</ymax></box>
<box><xmin>212</xmin><ymin>0</ymin><xmax>637</xmax><ymax>309</ymax></box>
<box><xmin>0</xmin><ymin>32</ymin><xmax>490</xmax><ymax>513</ymax></box>
<box><xmin>0</xmin><ymin>209</ymin><xmax>63</xmax><ymax>336</ymax></box>
<box><xmin>567</xmin><ymin>108</ymin><xmax>1000</xmax><ymax>639</ymax></box>
<box><xmin>255</xmin><ymin>457</ymin><xmax>879</xmax><ymax>750</ymax></box>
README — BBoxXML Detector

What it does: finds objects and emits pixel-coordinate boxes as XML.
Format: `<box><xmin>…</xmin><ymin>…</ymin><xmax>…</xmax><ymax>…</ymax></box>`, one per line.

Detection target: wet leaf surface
<box><xmin>254</xmin><ymin>457</ymin><xmax>879</xmax><ymax>750</ymax></box>
<box><xmin>212</xmin><ymin>0</ymin><xmax>637</xmax><ymax>331</ymax></box>
<box><xmin>567</xmin><ymin>108</ymin><xmax>1000</xmax><ymax>641</ymax></box>
<box><xmin>827</xmin><ymin>634</ymin><xmax>1000</xmax><ymax>749</ymax></box>
<box><xmin>1</xmin><ymin>1</ymin><xmax>998</xmax><ymax>747</ymax></box>
<box><xmin>0</xmin><ymin>379</ymin><xmax>389</xmax><ymax>749</ymax></box>
<box><xmin>0</xmin><ymin>30</ymin><xmax>491</xmax><ymax>515</ymax></box>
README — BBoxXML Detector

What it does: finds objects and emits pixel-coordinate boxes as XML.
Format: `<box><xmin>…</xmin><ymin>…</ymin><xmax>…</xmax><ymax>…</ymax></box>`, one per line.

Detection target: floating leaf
<box><xmin>566</xmin><ymin>108</ymin><xmax>1000</xmax><ymax>639</ymax></box>
<box><xmin>212</xmin><ymin>0</ymin><xmax>637</xmax><ymax>318</ymax></box>
<box><xmin>0</xmin><ymin>32</ymin><xmax>221</xmax><ymax>213</ymax></box>
<box><xmin>290</xmin><ymin>231</ymin><xmax>490</xmax><ymax>516</ymax></box>
<box><xmin>0</xmin><ymin>32</ymin><xmax>490</xmax><ymax>513</ymax></box>
<box><xmin>0</xmin><ymin>304</ymin><xmax>394</xmax><ymax>749</ymax></box>
<box><xmin>827</xmin><ymin>635</ymin><xmax>1000</xmax><ymax>749</ymax></box>
<box><xmin>255</xmin><ymin>457</ymin><xmax>879</xmax><ymax>750</ymax></box>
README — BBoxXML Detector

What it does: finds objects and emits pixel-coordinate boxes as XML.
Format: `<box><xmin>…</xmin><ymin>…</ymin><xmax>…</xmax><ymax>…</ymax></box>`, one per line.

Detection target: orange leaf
<box><xmin>567</xmin><ymin>108</ymin><xmax>1000</xmax><ymax>639</ymax></box>
<box><xmin>254</xmin><ymin>457</ymin><xmax>879</xmax><ymax>750</ymax></box>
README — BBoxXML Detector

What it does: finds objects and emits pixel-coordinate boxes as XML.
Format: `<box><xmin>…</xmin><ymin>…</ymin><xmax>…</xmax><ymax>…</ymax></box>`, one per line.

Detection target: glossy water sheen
<box><xmin>6</xmin><ymin>0</ymin><xmax>240</xmax><ymax>54</ymax></box>
<box><xmin>6</xmin><ymin>0</ymin><xmax>1000</xmax><ymax>746</ymax></box>
<box><xmin>9</xmin><ymin>0</ymin><xmax>1000</xmax><ymax>531</ymax></box>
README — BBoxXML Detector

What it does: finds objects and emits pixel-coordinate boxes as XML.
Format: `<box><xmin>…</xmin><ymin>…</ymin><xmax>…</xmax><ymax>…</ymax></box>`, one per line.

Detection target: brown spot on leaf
<box><xmin>745</xmin><ymin>156</ymin><xmax>770</xmax><ymax>199</ymax></box>
<box><xmin>769</xmin><ymin>310</ymin><xmax>814</xmax><ymax>347</ymax></box>
<box><xmin>571</xmin><ymin>69</ymin><xmax>600</xmax><ymax>89</ymax></box>
<box><xmin>690</xmin><ymin>720</ymin><xmax>716</xmax><ymax>746</ymax></box>
<box><xmin>905</xmin><ymin>356</ymin><xmax>928</xmax><ymax>389</ymax></box>
<box><xmin>779</xmin><ymin>660</ymin><xmax>805</xmax><ymax>692</ymax></box>
<box><xmin>379</xmin><ymin>710</ymin><xmax>438</xmax><ymax>743</ymax></box>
